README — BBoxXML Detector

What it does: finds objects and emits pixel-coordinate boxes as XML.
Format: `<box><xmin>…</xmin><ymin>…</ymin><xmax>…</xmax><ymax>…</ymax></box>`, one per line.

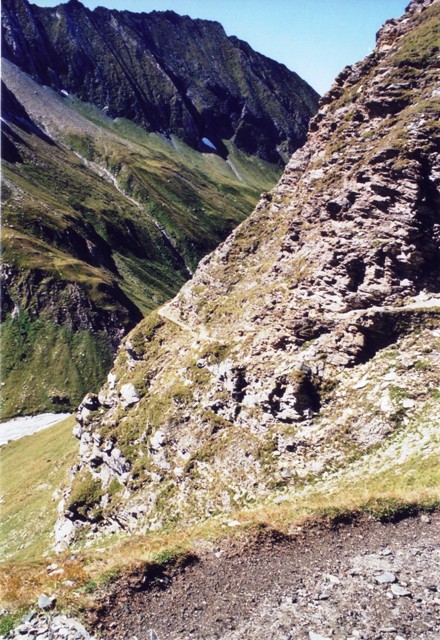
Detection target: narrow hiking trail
<box><xmin>158</xmin><ymin>305</ymin><xmax>217</xmax><ymax>344</ymax></box>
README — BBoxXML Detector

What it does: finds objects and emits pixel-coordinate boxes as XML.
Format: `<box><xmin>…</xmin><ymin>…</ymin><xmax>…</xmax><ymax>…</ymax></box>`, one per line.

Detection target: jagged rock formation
<box><xmin>2</xmin><ymin>0</ymin><xmax>319</xmax><ymax>164</ymax></box>
<box><xmin>55</xmin><ymin>0</ymin><xmax>440</xmax><ymax>548</ymax></box>
<box><xmin>1</xmin><ymin>1</ymin><xmax>319</xmax><ymax>418</ymax></box>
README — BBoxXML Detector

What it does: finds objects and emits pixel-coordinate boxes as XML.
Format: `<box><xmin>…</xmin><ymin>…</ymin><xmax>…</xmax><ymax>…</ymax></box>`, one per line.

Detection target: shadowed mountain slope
<box><xmin>2</xmin><ymin>0</ymin><xmax>319</xmax><ymax>165</ymax></box>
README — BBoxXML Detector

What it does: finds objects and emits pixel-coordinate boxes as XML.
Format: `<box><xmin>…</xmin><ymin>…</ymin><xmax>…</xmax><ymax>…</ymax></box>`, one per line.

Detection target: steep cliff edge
<box><xmin>55</xmin><ymin>0</ymin><xmax>439</xmax><ymax>548</ymax></box>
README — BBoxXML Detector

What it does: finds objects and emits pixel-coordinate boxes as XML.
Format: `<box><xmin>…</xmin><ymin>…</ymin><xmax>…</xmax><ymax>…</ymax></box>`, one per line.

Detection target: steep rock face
<box><xmin>1</xmin><ymin>0</ymin><xmax>318</xmax><ymax>418</ymax></box>
<box><xmin>2</xmin><ymin>0</ymin><xmax>319</xmax><ymax>164</ymax></box>
<box><xmin>56</xmin><ymin>0</ymin><xmax>440</xmax><ymax>547</ymax></box>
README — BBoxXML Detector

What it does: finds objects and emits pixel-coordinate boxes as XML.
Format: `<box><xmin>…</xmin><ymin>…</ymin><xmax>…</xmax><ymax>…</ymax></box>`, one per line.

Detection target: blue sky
<box><xmin>32</xmin><ymin>0</ymin><xmax>408</xmax><ymax>94</ymax></box>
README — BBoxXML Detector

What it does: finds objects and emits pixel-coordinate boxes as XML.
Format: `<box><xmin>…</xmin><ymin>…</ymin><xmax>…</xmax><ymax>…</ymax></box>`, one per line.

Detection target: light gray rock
<box><xmin>391</xmin><ymin>584</ymin><xmax>411</xmax><ymax>597</ymax></box>
<box><xmin>4</xmin><ymin>612</ymin><xmax>97</xmax><ymax>639</ymax></box>
<box><xmin>120</xmin><ymin>383</ymin><xmax>140</xmax><ymax>407</ymax></box>
<box><xmin>150</xmin><ymin>430</ymin><xmax>165</xmax><ymax>449</ymax></box>
<box><xmin>72</xmin><ymin>424</ymin><xmax>82</xmax><ymax>439</ymax></box>
<box><xmin>37</xmin><ymin>595</ymin><xmax>55</xmax><ymax>611</ymax></box>
<box><xmin>107</xmin><ymin>372</ymin><xmax>117</xmax><ymax>389</ymax></box>
<box><xmin>375</xmin><ymin>572</ymin><xmax>396</xmax><ymax>584</ymax></box>
<box><xmin>309</xmin><ymin>633</ymin><xmax>331</xmax><ymax>640</ymax></box>
<box><xmin>54</xmin><ymin>516</ymin><xmax>76</xmax><ymax>551</ymax></box>
<box><xmin>22</xmin><ymin>613</ymin><xmax>35</xmax><ymax>624</ymax></box>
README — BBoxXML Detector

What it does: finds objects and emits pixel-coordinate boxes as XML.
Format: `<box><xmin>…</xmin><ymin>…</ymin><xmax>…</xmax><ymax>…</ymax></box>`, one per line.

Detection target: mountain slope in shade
<box><xmin>2</xmin><ymin>0</ymin><xmax>319</xmax><ymax>165</ymax></box>
<box><xmin>54</xmin><ymin>0</ymin><xmax>440</xmax><ymax>548</ymax></box>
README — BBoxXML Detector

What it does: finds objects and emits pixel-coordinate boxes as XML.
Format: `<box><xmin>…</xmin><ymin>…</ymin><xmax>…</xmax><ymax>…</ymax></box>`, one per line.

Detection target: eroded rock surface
<box><xmin>55</xmin><ymin>0</ymin><xmax>440</xmax><ymax>545</ymax></box>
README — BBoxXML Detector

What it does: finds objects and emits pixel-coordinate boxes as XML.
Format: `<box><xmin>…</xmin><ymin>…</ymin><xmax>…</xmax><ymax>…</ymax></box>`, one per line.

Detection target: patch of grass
<box><xmin>0</xmin><ymin>416</ymin><xmax>77</xmax><ymax>561</ymax></box>
<box><xmin>97</xmin><ymin>567</ymin><xmax>121</xmax><ymax>586</ymax></box>
<box><xmin>66</xmin><ymin>471</ymin><xmax>104</xmax><ymax>520</ymax></box>
<box><xmin>151</xmin><ymin>546</ymin><xmax>186</xmax><ymax>567</ymax></box>
<box><xmin>1</xmin><ymin>556</ymin><xmax>90</xmax><ymax>613</ymax></box>
<box><xmin>0</xmin><ymin>312</ymin><xmax>114</xmax><ymax>419</ymax></box>
<box><xmin>127</xmin><ymin>312</ymin><xmax>165</xmax><ymax>358</ymax></box>
<box><xmin>81</xmin><ymin>579</ymin><xmax>98</xmax><ymax>594</ymax></box>
<box><xmin>361</xmin><ymin>498</ymin><xmax>420</xmax><ymax>521</ymax></box>
<box><xmin>107</xmin><ymin>478</ymin><xmax>123</xmax><ymax>497</ymax></box>
<box><xmin>0</xmin><ymin>611</ymin><xmax>24</xmax><ymax>635</ymax></box>
<box><xmin>389</xmin><ymin>3</ymin><xmax>440</xmax><ymax>71</ymax></box>
<box><xmin>388</xmin><ymin>385</ymin><xmax>406</xmax><ymax>403</ymax></box>
<box><xmin>414</xmin><ymin>358</ymin><xmax>431</xmax><ymax>371</ymax></box>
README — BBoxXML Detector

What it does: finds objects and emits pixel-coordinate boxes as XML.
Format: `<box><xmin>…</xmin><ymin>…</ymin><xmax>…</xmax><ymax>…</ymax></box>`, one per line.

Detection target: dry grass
<box><xmin>89</xmin><ymin>449</ymin><xmax>439</xmax><ymax>574</ymax></box>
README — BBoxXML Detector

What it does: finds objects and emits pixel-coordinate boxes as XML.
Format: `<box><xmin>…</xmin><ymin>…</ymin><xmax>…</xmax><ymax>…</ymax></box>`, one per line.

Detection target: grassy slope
<box><xmin>62</xmin><ymin>97</ymin><xmax>280</xmax><ymax>271</ymax></box>
<box><xmin>0</xmin><ymin>416</ymin><xmax>77</xmax><ymax>563</ymax></box>
<box><xmin>1</xmin><ymin>313</ymin><xmax>114</xmax><ymax>418</ymax></box>
<box><xmin>1</xmin><ymin>82</ymin><xmax>281</xmax><ymax>419</ymax></box>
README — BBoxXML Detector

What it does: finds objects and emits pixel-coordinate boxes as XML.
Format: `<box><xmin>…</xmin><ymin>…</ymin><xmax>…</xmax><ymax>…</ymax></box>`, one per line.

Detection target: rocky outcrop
<box><xmin>2</xmin><ymin>0</ymin><xmax>319</xmax><ymax>164</ymax></box>
<box><xmin>3</xmin><ymin>612</ymin><xmax>96</xmax><ymax>640</ymax></box>
<box><xmin>1</xmin><ymin>0</ymin><xmax>318</xmax><ymax>417</ymax></box>
<box><xmin>55</xmin><ymin>0</ymin><xmax>440</xmax><ymax>546</ymax></box>
<box><xmin>1</xmin><ymin>263</ymin><xmax>141</xmax><ymax>346</ymax></box>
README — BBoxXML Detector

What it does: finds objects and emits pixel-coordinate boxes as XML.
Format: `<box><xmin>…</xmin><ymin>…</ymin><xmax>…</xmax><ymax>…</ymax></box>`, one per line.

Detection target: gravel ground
<box><xmin>3</xmin><ymin>513</ymin><xmax>438</xmax><ymax>640</ymax></box>
<box><xmin>92</xmin><ymin>512</ymin><xmax>440</xmax><ymax>640</ymax></box>
<box><xmin>0</xmin><ymin>413</ymin><xmax>71</xmax><ymax>446</ymax></box>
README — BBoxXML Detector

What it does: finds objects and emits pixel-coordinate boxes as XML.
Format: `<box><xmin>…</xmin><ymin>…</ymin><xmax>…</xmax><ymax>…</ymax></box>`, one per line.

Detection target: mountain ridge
<box><xmin>2</xmin><ymin>0</ymin><xmax>319</xmax><ymax>164</ymax></box>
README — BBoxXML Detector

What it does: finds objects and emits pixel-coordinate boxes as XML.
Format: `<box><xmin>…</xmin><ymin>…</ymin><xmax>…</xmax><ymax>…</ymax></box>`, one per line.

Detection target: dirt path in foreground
<box><xmin>93</xmin><ymin>513</ymin><xmax>439</xmax><ymax>640</ymax></box>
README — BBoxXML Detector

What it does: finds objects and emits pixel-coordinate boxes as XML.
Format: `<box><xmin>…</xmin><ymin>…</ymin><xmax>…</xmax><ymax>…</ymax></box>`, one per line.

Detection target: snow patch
<box><xmin>0</xmin><ymin>413</ymin><xmax>71</xmax><ymax>446</ymax></box>
<box><xmin>202</xmin><ymin>137</ymin><xmax>217</xmax><ymax>151</ymax></box>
